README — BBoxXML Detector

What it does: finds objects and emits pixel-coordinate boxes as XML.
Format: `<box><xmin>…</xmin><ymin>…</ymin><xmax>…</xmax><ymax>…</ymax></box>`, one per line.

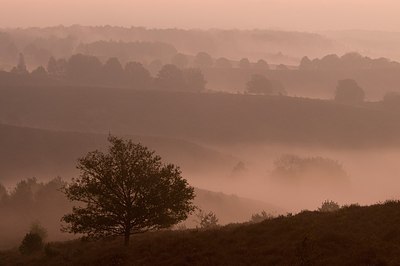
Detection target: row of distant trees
<box><xmin>6</xmin><ymin>53</ymin><xmax>400</xmax><ymax>102</ymax></box>
<box><xmin>334</xmin><ymin>78</ymin><xmax>400</xmax><ymax>107</ymax></box>
<box><xmin>9</xmin><ymin>53</ymin><xmax>207</xmax><ymax>92</ymax></box>
<box><xmin>7</xmin><ymin>53</ymin><xmax>289</xmax><ymax>95</ymax></box>
<box><xmin>300</xmin><ymin>52</ymin><xmax>400</xmax><ymax>71</ymax></box>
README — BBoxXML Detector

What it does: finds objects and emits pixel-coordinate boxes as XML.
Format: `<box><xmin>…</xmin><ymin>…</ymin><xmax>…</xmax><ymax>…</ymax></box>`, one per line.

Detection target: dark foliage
<box><xmin>19</xmin><ymin>233</ymin><xmax>43</xmax><ymax>255</ymax></box>
<box><xmin>246</xmin><ymin>74</ymin><xmax>286</xmax><ymax>95</ymax></box>
<box><xmin>300</xmin><ymin>52</ymin><xmax>400</xmax><ymax>70</ymax></box>
<box><xmin>272</xmin><ymin>154</ymin><xmax>348</xmax><ymax>185</ymax></box>
<box><xmin>62</xmin><ymin>136</ymin><xmax>195</xmax><ymax>245</ymax></box>
<box><xmin>194</xmin><ymin>52</ymin><xmax>213</xmax><ymax>68</ymax></box>
<box><xmin>334</xmin><ymin>79</ymin><xmax>365</xmax><ymax>105</ymax></box>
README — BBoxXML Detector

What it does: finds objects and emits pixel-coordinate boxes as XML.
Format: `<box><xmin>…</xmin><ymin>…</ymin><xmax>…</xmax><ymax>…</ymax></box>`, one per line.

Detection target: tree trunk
<box><xmin>124</xmin><ymin>231</ymin><xmax>130</xmax><ymax>246</ymax></box>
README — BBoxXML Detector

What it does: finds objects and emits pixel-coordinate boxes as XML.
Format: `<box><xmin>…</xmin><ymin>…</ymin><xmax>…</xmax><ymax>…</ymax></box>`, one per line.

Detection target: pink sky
<box><xmin>1</xmin><ymin>0</ymin><xmax>400</xmax><ymax>31</ymax></box>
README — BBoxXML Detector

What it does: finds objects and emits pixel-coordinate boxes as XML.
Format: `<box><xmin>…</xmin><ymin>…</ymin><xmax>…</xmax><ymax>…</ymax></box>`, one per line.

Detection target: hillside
<box><xmin>0</xmin><ymin>178</ymin><xmax>277</xmax><ymax>250</ymax></box>
<box><xmin>203</xmin><ymin>67</ymin><xmax>400</xmax><ymax>100</ymax></box>
<box><xmin>1</xmin><ymin>86</ymin><xmax>400</xmax><ymax>148</ymax></box>
<box><xmin>2</xmin><ymin>201</ymin><xmax>399</xmax><ymax>265</ymax></box>
<box><xmin>0</xmin><ymin>123</ymin><xmax>235</xmax><ymax>185</ymax></box>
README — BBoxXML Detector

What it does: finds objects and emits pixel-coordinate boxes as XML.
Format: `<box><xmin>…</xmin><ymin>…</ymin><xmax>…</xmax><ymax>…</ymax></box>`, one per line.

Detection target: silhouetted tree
<box><xmin>30</xmin><ymin>222</ymin><xmax>48</xmax><ymax>241</ymax></box>
<box><xmin>246</xmin><ymin>74</ymin><xmax>273</xmax><ymax>94</ymax></box>
<box><xmin>11</xmin><ymin>53</ymin><xmax>28</xmax><ymax>74</ymax></box>
<box><xmin>254</xmin><ymin>59</ymin><xmax>269</xmax><ymax>70</ymax></box>
<box><xmin>215</xmin><ymin>57</ymin><xmax>232</xmax><ymax>68</ymax></box>
<box><xmin>183</xmin><ymin>68</ymin><xmax>207</xmax><ymax>92</ymax></box>
<box><xmin>194</xmin><ymin>52</ymin><xmax>213</xmax><ymax>68</ymax></box>
<box><xmin>196</xmin><ymin>209</ymin><xmax>219</xmax><ymax>229</ymax></box>
<box><xmin>334</xmin><ymin>79</ymin><xmax>365</xmax><ymax>105</ymax></box>
<box><xmin>272</xmin><ymin>154</ymin><xmax>348</xmax><ymax>185</ymax></box>
<box><xmin>61</xmin><ymin>136</ymin><xmax>195</xmax><ymax>246</ymax></box>
<box><xmin>31</xmin><ymin>66</ymin><xmax>47</xmax><ymax>77</ymax></box>
<box><xmin>47</xmin><ymin>57</ymin><xmax>67</xmax><ymax>77</ymax></box>
<box><xmin>250</xmin><ymin>211</ymin><xmax>273</xmax><ymax>223</ymax></box>
<box><xmin>341</xmin><ymin>52</ymin><xmax>367</xmax><ymax>69</ymax></box>
<box><xmin>66</xmin><ymin>54</ymin><xmax>102</xmax><ymax>85</ymax></box>
<box><xmin>19</xmin><ymin>233</ymin><xmax>43</xmax><ymax>255</ymax></box>
<box><xmin>318</xmin><ymin>200</ymin><xmax>340</xmax><ymax>212</ymax></box>
<box><xmin>171</xmin><ymin>53</ymin><xmax>189</xmax><ymax>69</ymax></box>
<box><xmin>319</xmin><ymin>54</ymin><xmax>341</xmax><ymax>70</ymax></box>
<box><xmin>155</xmin><ymin>64</ymin><xmax>186</xmax><ymax>91</ymax></box>
<box><xmin>246</xmin><ymin>74</ymin><xmax>286</xmax><ymax>95</ymax></box>
<box><xmin>101</xmin><ymin>57</ymin><xmax>124</xmax><ymax>86</ymax></box>
<box><xmin>239</xmin><ymin>58</ymin><xmax>251</xmax><ymax>69</ymax></box>
<box><xmin>125</xmin><ymin>61</ymin><xmax>152</xmax><ymax>89</ymax></box>
<box><xmin>299</xmin><ymin>56</ymin><xmax>313</xmax><ymax>70</ymax></box>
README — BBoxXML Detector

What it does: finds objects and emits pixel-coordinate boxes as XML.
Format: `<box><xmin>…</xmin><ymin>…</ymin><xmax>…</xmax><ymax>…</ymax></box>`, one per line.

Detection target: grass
<box><xmin>2</xmin><ymin>201</ymin><xmax>400</xmax><ymax>265</ymax></box>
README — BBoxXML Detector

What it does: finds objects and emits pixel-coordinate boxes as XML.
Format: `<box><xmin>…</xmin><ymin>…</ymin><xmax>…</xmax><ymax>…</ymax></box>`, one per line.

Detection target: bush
<box><xmin>19</xmin><ymin>233</ymin><xmax>43</xmax><ymax>255</ymax></box>
<box><xmin>250</xmin><ymin>211</ymin><xmax>274</xmax><ymax>223</ymax></box>
<box><xmin>30</xmin><ymin>222</ymin><xmax>48</xmax><ymax>241</ymax></box>
<box><xmin>196</xmin><ymin>209</ymin><xmax>219</xmax><ymax>229</ymax></box>
<box><xmin>318</xmin><ymin>200</ymin><xmax>340</xmax><ymax>212</ymax></box>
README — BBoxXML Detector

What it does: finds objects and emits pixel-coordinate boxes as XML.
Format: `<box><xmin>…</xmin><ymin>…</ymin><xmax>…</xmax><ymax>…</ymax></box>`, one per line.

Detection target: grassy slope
<box><xmin>0</xmin><ymin>185</ymin><xmax>277</xmax><ymax>251</ymax></box>
<box><xmin>2</xmin><ymin>201</ymin><xmax>400</xmax><ymax>265</ymax></box>
<box><xmin>0</xmin><ymin>86</ymin><xmax>400</xmax><ymax>148</ymax></box>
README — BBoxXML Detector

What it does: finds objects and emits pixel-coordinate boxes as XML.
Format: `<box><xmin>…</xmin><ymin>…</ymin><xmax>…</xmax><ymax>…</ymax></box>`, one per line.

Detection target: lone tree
<box><xmin>62</xmin><ymin>136</ymin><xmax>195</xmax><ymax>246</ymax></box>
<box><xmin>334</xmin><ymin>79</ymin><xmax>365</xmax><ymax>105</ymax></box>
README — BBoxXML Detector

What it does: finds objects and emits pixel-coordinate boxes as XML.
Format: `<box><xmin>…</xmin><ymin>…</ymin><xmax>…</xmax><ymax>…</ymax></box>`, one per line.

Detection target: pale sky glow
<box><xmin>1</xmin><ymin>0</ymin><xmax>400</xmax><ymax>31</ymax></box>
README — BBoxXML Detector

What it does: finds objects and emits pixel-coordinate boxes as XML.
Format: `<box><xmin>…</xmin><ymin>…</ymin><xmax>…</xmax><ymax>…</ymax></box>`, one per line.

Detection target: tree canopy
<box><xmin>62</xmin><ymin>136</ymin><xmax>195</xmax><ymax>246</ymax></box>
<box><xmin>334</xmin><ymin>79</ymin><xmax>365</xmax><ymax>105</ymax></box>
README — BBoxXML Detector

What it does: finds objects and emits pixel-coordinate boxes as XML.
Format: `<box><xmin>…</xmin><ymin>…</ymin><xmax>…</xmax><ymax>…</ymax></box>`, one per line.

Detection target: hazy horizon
<box><xmin>2</xmin><ymin>0</ymin><xmax>400</xmax><ymax>32</ymax></box>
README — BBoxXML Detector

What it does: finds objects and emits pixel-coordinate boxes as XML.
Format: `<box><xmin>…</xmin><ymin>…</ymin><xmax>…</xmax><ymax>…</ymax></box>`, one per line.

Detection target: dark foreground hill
<box><xmin>2</xmin><ymin>201</ymin><xmax>400</xmax><ymax>265</ymax></box>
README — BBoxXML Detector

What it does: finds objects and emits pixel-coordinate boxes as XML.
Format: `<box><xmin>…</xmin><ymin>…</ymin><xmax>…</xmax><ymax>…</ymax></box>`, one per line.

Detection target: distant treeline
<box><xmin>300</xmin><ymin>52</ymin><xmax>400</xmax><ymax>70</ymax></box>
<box><xmin>2</xmin><ymin>52</ymin><xmax>289</xmax><ymax>95</ymax></box>
<box><xmin>0</xmin><ymin>25</ymin><xmax>335</xmax><ymax>67</ymax></box>
<box><xmin>4</xmin><ymin>53</ymin><xmax>207</xmax><ymax>92</ymax></box>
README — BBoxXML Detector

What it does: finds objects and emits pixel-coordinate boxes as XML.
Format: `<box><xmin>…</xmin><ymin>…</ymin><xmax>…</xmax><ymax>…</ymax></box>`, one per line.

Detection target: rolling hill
<box><xmin>0</xmin><ymin>123</ymin><xmax>235</xmax><ymax>185</ymax></box>
<box><xmin>1</xmin><ymin>201</ymin><xmax>399</xmax><ymax>265</ymax></box>
<box><xmin>0</xmin><ymin>86</ymin><xmax>399</xmax><ymax>148</ymax></box>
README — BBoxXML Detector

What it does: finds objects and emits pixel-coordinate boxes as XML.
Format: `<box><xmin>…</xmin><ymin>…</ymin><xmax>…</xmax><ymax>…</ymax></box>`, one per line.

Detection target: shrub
<box><xmin>196</xmin><ymin>209</ymin><xmax>219</xmax><ymax>229</ymax></box>
<box><xmin>30</xmin><ymin>222</ymin><xmax>48</xmax><ymax>241</ymax></box>
<box><xmin>19</xmin><ymin>233</ymin><xmax>43</xmax><ymax>255</ymax></box>
<box><xmin>318</xmin><ymin>200</ymin><xmax>340</xmax><ymax>212</ymax></box>
<box><xmin>250</xmin><ymin>211</ymin><xmax>274</xmax><ymax>223</ymax></box>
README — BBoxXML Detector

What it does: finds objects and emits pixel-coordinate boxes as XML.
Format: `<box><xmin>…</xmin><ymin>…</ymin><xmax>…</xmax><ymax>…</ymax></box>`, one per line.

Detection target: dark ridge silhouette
<box><xmin>2</xmin><ymin>201</ymin><xmax>400</xmax><ymax>265</ymax></box>
<box><xmin>0</xmin><ymin>177</ymin><xmax>276</xmax><ymax>250</ymax></box>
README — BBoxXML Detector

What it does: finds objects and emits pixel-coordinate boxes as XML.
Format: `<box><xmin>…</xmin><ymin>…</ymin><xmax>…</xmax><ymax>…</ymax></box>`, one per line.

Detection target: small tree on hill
<box><xmin>30</xmin><ymin>222</ymin><xmax>48</xmax><ymax>241</ymax></box>
<box><xmin>11</xmin><ymin>53</ymin><xmax>28</xmax><ymax>74</ymax></box>
<box><xmin>334</xmin><ymin>79</ymin><xmax>365</xmax><ymax>105</ymax></box>
<box><xmin>250</xmin><ymin>211</ymin><xmax>274</xmax><ymax>223</ymax></box>
<box><xmin>62</xmin><ymin>135</ymin><xmax>195</xmax><ymax>246</ymax></box>
<box><xmin>196</xmin><ymin>209</ymin><xmax>219</xmax><ymax>229</ymax></box>
<box><xmin>318</xmin><ymin>200</ymin><xmax>340</xmax><ymax>212</ymax></box>
<box><xmin>19</xmin><ymin>233</ymin><xmax>43</xmax><ymax>255</ymax></box>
